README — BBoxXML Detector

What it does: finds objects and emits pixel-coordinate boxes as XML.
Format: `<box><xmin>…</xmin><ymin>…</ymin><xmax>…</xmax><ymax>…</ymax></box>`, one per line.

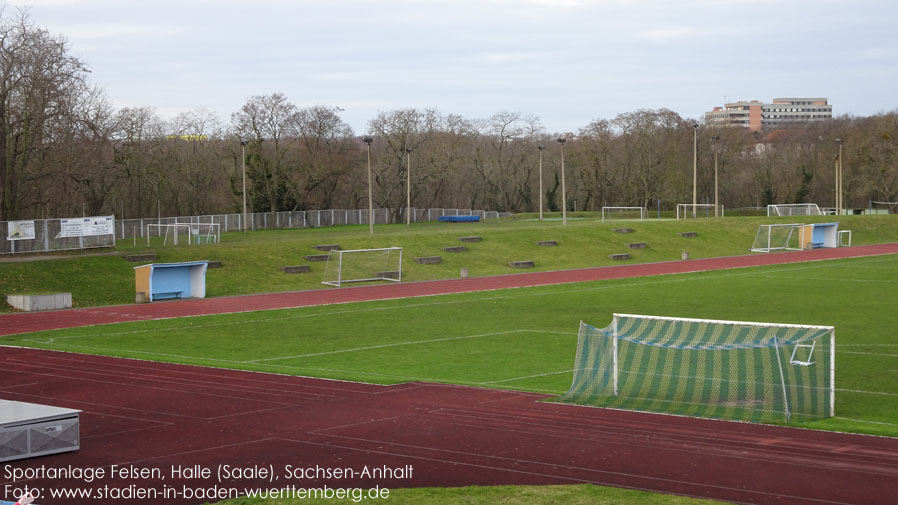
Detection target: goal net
<box><xmin>767</xmin><ymin>203</ymin><xmax>822</xmax><ymax>217</ymax></box>
<box><xmin>676</xmin><ymin>204</ymin><xmax>723</xmax><ymax>220</ymax></box>
<box><xmin>322</xmin><ymin>247</ymin><xmax>403</xmax><ymax>287</ymax></box>
<box><xmin>559</xmin><ymin>314</ymin><xmax>834</xmax><ymax>423</ymax></box>
<box><xmin>189</xmin><ymin>222</ymin><xmax>220</xmax><ymax>244</ymax></box>
<box><xmin>601</xmin><ymin>207</ymin><xmax>646</xmax><ymax>223</ymax></box>
<box><xmin>871</xmin><ymin>201</ymin><xmax>898</xmax><ymax>214</ymax></box>
<box><xmin>146</xmin><ymin>223</ymin><xmax>191</xmax><ymax>246</ymax></box>
<box><xmin>750</xmin><ymin>223</ymin><xmax>802</xmax><ymax>252</ymax></box>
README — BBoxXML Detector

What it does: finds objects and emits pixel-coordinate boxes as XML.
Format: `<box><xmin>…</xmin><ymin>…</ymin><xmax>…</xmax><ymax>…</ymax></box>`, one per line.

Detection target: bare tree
<box><xmin>231</xmin><ymin>93</ymin><xmax>298</xmax><ymax>216</ymax></box>
<box><xmin>0</xmin><ymin>8</ymin><xmax>90</xmax><ymax>220</ymax></box>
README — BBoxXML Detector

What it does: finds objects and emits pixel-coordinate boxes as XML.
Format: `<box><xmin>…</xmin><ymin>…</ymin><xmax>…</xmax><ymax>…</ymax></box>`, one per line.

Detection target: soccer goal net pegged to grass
<box><xmin>559</xmin><ymin>314</ymin><xmax>834</xmax><ymax>423</ymax></box>
<box><xmin>750</xmin><ymin>223</ymin><xmax>803</xmax><ymax>252</ymax></box>
<box><xmin>322</xmin><ymin>247</ymin><xmax>403</xmax><ymax>287</ymax></box>
<box><xmin>601</xmin><ymin>207</ymin><xmax>646</xmax><ymax>223</ymax></box>
<box><xmin>767</xmin><ymin>203</ymin><xmax>822</xmax><ymax>217</ymax></box>
<box><xmin>676</xmin><ymin>203</ymin><xmax>724</xmax><ymax>219</ymax></box>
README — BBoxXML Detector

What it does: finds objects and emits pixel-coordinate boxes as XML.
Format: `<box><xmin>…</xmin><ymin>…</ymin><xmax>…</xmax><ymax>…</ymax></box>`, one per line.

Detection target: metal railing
<box><xmin>1</xmin><ymin>207</ymin><xmax>511</xmax><ymax>255</ymax></box>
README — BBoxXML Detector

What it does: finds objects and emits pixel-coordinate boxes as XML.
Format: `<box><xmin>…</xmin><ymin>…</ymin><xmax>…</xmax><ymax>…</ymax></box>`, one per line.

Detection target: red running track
<box><xmin>1</xmin><ymin>347</ymin><xmax>897</xmax><ymax>505</ymax></box>
<box><xmin>2</xmin><ymin>242</ymin><xmax>898</xmax><ymax>337</ymax></box>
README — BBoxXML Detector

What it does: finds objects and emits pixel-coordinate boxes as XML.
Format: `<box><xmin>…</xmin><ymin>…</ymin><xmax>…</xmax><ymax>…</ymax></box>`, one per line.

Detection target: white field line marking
<box><xmin>247</xmin><ymin>329</ymin><xmax>532</xmax><ymax>363</ymax></box>
<box><xmin>836</xmin><ymin>388</ymin><xmax>898</xmax><ymax>397</ymax></box>
<box><xmin>834</xmin><ymin>417</ymin><xmax>898</xmax><ymax>427</ymax></box>
<box><xmin>21</xmin><ymin>253</ymin><xmax>897</xmax><ymax>344</ymax></box>
<box><xmin>16</xmin><ymin>275</ymin><xmax>702</xmax><ymax>343</ymax></box>
<box><xmin>753</xmin><ymin>275</ymin><xmax>898</xmax><ymax>284</ymax></box>
<box><xmin>14</xmin><ymin>253</ymin><xmax>898</xmax><ymax>344</ymax></box>
<box><xmin>485</xmin><ymin>369</ymin><xmax>576</xmax><ymax>384</ymax></box>
<box><xmin>841</xmin><ymin>351</ymin><xmax>898</xmax><ymax>358</ymax></box>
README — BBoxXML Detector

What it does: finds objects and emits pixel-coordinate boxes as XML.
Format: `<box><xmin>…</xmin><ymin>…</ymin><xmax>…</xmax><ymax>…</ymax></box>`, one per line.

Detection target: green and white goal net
<box><xmin>321</xmin><ymin>247</ymin><xmax>403</xmax><ymax>287</ymax></box>
<box><xmin>559</xmin><ymin>314</ymin><xmax>834</xmax><ymax>423</ymax></box>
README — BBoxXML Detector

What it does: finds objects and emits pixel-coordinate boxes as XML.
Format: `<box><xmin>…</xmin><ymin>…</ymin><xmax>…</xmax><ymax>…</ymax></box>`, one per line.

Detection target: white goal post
<box><xmin>750</xmin><ymin>223</ymin><xmax>803</xmax><ymax>252</ymax></box>
<box><xmin>601</xmin><ymin>207</ymin><xmax>646</xmax><ymax>223</ymax></box>
<box><xmin>676</xmin><ymin>203</ymin><xmax>724</xmax><ymax>220</ymax></box>
<box><xmin>146</xmin><ymin>223</ymin><xmax>191</xmax><ymax>246</ymax></box>
<box><xmin>561</xmin><ymin>314</ymin><xmax>835</xmax><ymax>423</ymax></box>
<box><xmin>322</xmin><ymin>247</ymin><xmax>403</xmax><ymax>287</ymax></box>
<box><xmin>767</xmin><ymin>203</ymin><xmax>822</xmax><ymax>217</ymax></box>
<box><xmin>146</xmin><ymin>223</ymin><xmax>220</xmax><ymax>246</ymax></box>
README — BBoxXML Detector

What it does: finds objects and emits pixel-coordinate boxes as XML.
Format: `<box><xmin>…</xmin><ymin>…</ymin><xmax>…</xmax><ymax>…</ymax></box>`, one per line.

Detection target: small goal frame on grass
<box><xmin>146</xmin><ymin>223</ymin><xmax>220</xmax><ymax>246</ymax></box>
<box><xmin>767</xmin><ymin>203</ymin><xmax>822</xmax><ymax>217</ymax></box>
<box><xmin>601</xmin><ymin>207</ymin><xmax>646</xmax><ymax>223</ymax></box>
<box><xmin>322</xmin><ymin>247</ymin><xmax>403</xmax><ymax>287</ymax></box>
<box><xmin>676</xmin><ymin>203</ymin><xmax>724</xmax><ymax>220</ymax></box>
<box><xmin>750</xmin><ymin>223</ymin><xmax>803</xmax><ymax>252</ymax></box>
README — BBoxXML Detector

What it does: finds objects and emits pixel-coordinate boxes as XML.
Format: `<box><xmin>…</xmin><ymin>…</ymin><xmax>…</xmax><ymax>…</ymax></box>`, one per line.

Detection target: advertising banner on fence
<box><xmin>57</xmin><ymin>216</ymin><xmax>115</xmax><ymax>238</ymax></box>
<box><xmin>7</xmin><ymin>220</ymin><xmax>35</xmax><ymax>241</ymax></box>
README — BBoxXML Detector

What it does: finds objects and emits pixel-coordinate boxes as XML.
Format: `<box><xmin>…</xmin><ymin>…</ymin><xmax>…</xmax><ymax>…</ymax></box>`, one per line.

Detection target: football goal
<box><xmin>146</xmin><ymin>223</ymin><xmax>220</xmax><ymax>246</ymax></box>
<box><xmin>750</xmin><ymin>223</ymin><xmax>802</xmax><ymax>252</ymax></box>
<box><xmin>322</xmin><ymin>247</ymin><xmax>403</xmax><ymax>287</ymax></box>
<box><xmin>676</xmin><ymin>203</ymin><xmax>723</xmax><ymax>220</ymax></box>
<box><xmin>767</xmin><ymin>203</ymin><xmax>822</xmax><ymax>217</ymax></box>
<box><xmin>871</xmin><ymin>201</ymin><xmax>898</xmax><ymax>214</ymax></box>
<box><xmin>601</xmin><ymin>207</ymin><xmax>646</xmax><ymax>223</ymax></box>
<box><xmin>146</xmin><ymin>223</ymin><xmax>191</xmax><ymax>246</ymax></box>
<box><xmin>559</xmin><ymin>314</ymin><xmax>834</xmax><ymax>423</ymax></box>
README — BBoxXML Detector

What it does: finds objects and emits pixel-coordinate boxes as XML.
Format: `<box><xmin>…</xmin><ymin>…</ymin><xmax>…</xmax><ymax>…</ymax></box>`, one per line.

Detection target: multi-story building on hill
<box><xmin>704</xmin><ymin>97</ymin><xmax>832</xmax><ymax>131</ymax></box>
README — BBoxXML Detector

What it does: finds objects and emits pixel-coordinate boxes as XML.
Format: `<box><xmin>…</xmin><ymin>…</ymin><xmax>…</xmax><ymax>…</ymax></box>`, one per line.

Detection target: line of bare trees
<box><xmin>3</xmin><ymin>9</ymin><xmax>898</xmax><ymax>222</ymax></box>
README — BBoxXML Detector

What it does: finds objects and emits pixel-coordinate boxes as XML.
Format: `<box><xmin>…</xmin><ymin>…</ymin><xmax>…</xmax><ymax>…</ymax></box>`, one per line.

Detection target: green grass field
<box><xmin>4</xmin><ymin>216</ymin><xmax>898</xmax><ymax>505</ymax></box>
<box><xmin>6</xmin><ymin>253</ymin><xmax>898</xmax><ymax>437</ymax></box>
<box><xmin>3</xmin><ymin>214</ymin><xmax>897</xmax><ymax>311</ymax></box>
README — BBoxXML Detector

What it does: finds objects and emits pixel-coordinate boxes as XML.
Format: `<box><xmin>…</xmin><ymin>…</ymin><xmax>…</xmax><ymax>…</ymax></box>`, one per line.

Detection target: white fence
<box><xmin>1</xmin><ymin>208</ymin><xmax>510</xmax><ymax>255</ymax></box>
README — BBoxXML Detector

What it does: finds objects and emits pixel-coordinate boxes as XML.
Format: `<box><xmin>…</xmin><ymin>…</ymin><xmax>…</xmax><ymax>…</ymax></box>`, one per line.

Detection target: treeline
<box><xmin>3</xmin><ymin>10</ymin><xmax>898</xmax><ymax>222</ymax></box>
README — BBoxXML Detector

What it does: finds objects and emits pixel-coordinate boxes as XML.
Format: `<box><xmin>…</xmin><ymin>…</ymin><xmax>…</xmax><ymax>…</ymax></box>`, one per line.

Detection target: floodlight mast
<box><xmin>557</xmin><ymin>138</ymin><xmax>567</xmax><ymax>226</ymax></box>
<box><xmin>692</xmin><ymin>123</ymin><xmax>698</xmax><ymax>218</ymax></box>
<box><xmin>405</xmin><ymin>147</ymin><xmax>413</xmax><ymax>226</ymax></box>
<box><xmin>537</xmin><ymin>145</ymin><xmax>545</xmax><ymax>221</ymax></box>
<box><xmin>363</xmin><ymin>136</ymin><xmax>374</xmax><ymax>235</ymax></box>
<box><xmin>240</xmin><ymin>140</ymin><xmax>248</xmax><ymax>233</ymax></box>
<box><xmin>835</xmin><ymin>138</ymin><xmax>843</xmax><ymax>215</ymax></box>
<box><xmin>711</xmin><ymin>136</ymin><xmax>720</xmax><ymax>217</ymax></box>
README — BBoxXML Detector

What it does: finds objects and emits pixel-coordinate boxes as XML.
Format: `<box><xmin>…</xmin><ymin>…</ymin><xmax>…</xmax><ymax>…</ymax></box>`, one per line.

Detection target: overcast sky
<box><xmin>10</xmin><ymin>0</ymin><xmax>898</xmax><ymax>134</ymax></box>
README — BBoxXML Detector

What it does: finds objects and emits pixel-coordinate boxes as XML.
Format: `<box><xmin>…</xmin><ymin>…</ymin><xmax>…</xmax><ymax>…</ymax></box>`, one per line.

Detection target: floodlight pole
<box><xmin>835</xmin><ymin>138</ymin><xmax>843</xmax><ymax>215</ymax></box>
<box><xmin>833</xmin><ymin>153</ymin><xmax>840</xmax><ymax>214</ymax></box>
<box><xmin>241</xmin><ymin>140</ymin><xmax>247</xmax><ymax>233</ymax></box>
<box><xmin>711</xmin><ymin>136</ymin><xmax>720</xmax><ymax>217</ymax></box>
<box><xmin>692</xmin><ymin>123</ymin><xmax>698</xmax><ymax>218</ymax></box>
<box><xmin>405</xmin><ymin>147</ymin><xmax>413</xmax><ymax>226</ymax></box>
<box><xmin>537</xmin><ymin>145</ymin><xmax>545</xmax><ymax>221</ymax></box>
<box><xmin>363</xmin><ymin>137</ymin><xmax>374</xmax><ymax>235</ymax></box>
<box><xmin>557</xmin><ymin>138</ymin><xmax>567</xmax><ymax>226</ymax></box>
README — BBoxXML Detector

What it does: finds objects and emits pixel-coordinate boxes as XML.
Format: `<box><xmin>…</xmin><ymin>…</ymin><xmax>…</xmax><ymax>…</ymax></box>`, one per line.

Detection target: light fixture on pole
<box><xmin>557</xmin><ymin>138</ymin><xmax>567</xmax><ymax>226</ymax></box>
<box><xmin>692</xmin><ymin>123</ymin><xmax>698</xmax><ymax>218</ymax></box>
<box><xmin>711</xmin><ymin>136</ymin><xmax>720</xmax><ymax>217</ymax></box>
<box><xmin>405</xmin><ymin>147</ymin><xmax>413</xmax><ymax>226</ymax></box>
<box><xmin>537</xmin><ymin>145</ymin><xmax>545</xmax><ymax>221</ymax></box>
<box><xmin>363</xmin><ymin>136</ymin><xmax>374</xmax><ymax>235</ymax></box>
<box><xmin>240</xmin><ymin>140</ymin><xmax>247</xmax><ymax>233</ymax></box>
<box><xmin>835</xmin><ymin>138</ymin><xmax>843</xmax><ymax>215</ymax></box>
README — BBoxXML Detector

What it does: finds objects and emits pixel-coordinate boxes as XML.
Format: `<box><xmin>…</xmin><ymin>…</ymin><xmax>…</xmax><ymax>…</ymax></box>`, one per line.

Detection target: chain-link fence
<box><xmin>2</xmin><ymin>208</ymin><xmax>510</xmax><ymax>255</ymax></box>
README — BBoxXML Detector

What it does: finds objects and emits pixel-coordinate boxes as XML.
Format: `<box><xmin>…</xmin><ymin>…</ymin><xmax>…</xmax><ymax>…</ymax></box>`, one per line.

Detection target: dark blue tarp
<box><xmin>438</xmin><ymin>215</ymin><xmax>480</xmax><ymax>222</ymax></box>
